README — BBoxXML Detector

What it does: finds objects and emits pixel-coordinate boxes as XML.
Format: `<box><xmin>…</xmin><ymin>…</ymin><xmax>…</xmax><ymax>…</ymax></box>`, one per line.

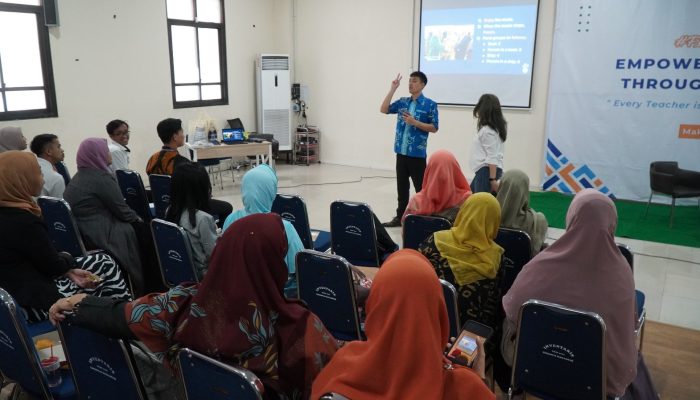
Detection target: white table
<box><xmin>187</xmin><ymin>142</ymin><xmax>274</xmax><ymax>167</ymax></box>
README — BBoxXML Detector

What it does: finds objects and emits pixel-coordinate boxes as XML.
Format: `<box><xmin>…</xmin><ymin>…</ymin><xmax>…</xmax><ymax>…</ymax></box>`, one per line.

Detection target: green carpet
<box><xmin>529</xmin><ymin>191</ymin><xmax>700</xmax><ymax>248</ymax></box>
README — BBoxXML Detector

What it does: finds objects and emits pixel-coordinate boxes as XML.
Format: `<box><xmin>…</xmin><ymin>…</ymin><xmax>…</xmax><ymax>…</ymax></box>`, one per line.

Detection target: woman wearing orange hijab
<box><xmin>311</xmin><ymin>249</ymin><xmax>494</xmax><ymax>400</ymax></box>
<box><xmin>402</xmin><ymin>149</ymin><xmax>472</xmax><ymax>223</ymax></box>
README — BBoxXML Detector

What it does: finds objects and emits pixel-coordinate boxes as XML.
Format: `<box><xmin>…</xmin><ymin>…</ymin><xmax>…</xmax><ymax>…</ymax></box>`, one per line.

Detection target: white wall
<box><xmin>10</xmin><ymin>0</ymin><xmax>290</xmax><ymax>176</ymax></box>
<box><xmin>293</xmin><ymin>0</ymin><xmax>555</xmax><ymax>186</ymax></box>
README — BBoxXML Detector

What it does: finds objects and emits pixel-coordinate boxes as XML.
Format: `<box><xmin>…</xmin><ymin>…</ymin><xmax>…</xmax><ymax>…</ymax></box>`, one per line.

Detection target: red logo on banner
<box><xmin>679</xmin><ymin>125</ymin><xmax>700</xmax><ymax>139</ymax></box>
<box><xmin>674</xmin><ymin>35</ymin><xmax>700</xmax><ymax>48</ymax></box>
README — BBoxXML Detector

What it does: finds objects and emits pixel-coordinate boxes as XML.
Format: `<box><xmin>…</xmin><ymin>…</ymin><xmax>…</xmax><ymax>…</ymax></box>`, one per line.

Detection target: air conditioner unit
<box><xmin>256</xmin><ymin>54</ymin><xmax>292</xmax><ymax>151</ymax></box>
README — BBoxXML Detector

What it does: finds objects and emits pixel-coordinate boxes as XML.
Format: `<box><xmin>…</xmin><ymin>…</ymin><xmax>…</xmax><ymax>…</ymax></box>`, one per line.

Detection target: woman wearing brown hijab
<box><xmin>0</xmin><ymin>151</ymin><xmax>130</xmax><ymax>321</ymax></box>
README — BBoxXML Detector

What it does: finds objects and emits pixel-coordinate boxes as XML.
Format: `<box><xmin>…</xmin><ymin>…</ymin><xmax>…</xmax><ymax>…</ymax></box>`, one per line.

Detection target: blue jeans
<box><xmin>471</xmin><ymin>166</ymin><xmax>502</xmax><ymax>194</ymax></box>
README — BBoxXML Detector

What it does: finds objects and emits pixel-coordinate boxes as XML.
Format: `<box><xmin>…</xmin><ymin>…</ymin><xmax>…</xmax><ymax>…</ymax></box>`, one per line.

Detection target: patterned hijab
<box><xmin>0</xmin><ymin>127</ymin><xmax>26</xmax><ymax>152</ymax></box>
<box><xmin>124</xmin><ymin>213</ymin><xmax>336</xmax><ymax>398</ymax></box>
<box><xmin>311</xmin><ymin>249</ymin><xmax>495</xmax><ymax>400</ymax></box>
<box><xmin>502</xmin><ymin>189</ymin><xmax>636</xmax><ymax>396</ymax></box>
<box><xmin>0</xmin><ymin>151</ymin><xmax>43</xmax><ymax>216</ymax></box>
<box><xmin>496</xmin><ymin>169</ymin><xmax>548</xmax><ymax>254</ymax></box>
<box><xmin>402</xmin><ymin>149</ymin><xmax>472</xmax><ymax>221</ymax></box>
<box><xmin>76</xmin><ymin>138</ymin><xmax>111</xmax><ymax>172</ymax></box>
<box><xmin>434</xmin><ymin>193</ymin><xmax>504</xmax><ymax>286</ymax></box>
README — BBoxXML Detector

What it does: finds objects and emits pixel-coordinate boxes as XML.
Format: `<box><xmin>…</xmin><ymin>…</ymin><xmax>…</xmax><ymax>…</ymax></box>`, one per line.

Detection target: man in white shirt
<box><xmin>30</xmin><ymin>134</ymin><xmax>67</xmax><ymax>198</ymax></box>
<box><xmin>106</xmin><ymin>119</ymin><xmax>131</xmax><ymax>172</ymax></box>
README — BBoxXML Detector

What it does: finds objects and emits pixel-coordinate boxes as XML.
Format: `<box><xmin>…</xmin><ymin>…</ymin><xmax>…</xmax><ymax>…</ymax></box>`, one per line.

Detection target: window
<box><xmin>0</xmin><ymin>0</ymin><xmax>57</xmax><ymax>120</ymax></box>
<box><xmin>166</xmin><ymin>0</ymin><xmax>227</xmax><ymax>108</ymax></box>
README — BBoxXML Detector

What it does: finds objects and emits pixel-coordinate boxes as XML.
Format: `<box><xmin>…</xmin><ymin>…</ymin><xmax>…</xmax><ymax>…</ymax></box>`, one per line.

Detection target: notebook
<box><xmin>222</xmin><ymin>128</ymin><xmax>245</xmax><ymax>144</ymax></box>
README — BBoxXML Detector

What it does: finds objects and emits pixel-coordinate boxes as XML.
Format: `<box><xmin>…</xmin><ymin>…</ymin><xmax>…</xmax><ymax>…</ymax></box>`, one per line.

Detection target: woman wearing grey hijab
<box><xmin>0</xmin><ymin>127</ymin><xmax>27</xmax><ymax>152</ymax></box>
<box><xmin>495</xmin><ymin>169</ymin><xmax>548</xmax><ymax>255</ymax></box>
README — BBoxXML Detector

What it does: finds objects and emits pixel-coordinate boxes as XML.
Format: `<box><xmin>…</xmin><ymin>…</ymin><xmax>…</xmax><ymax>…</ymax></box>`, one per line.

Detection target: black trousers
<box><xmin>395</xmin><ymin>154</ymin><xmax>427</xmax><ymax>218</ymax></box>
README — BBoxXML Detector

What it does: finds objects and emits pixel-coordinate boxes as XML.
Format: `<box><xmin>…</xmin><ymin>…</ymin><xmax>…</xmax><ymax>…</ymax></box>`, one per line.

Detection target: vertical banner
<box><xmin>543</xmin><ymin>0</ymin><xmax>700</xmax><ymax>201</ymax></box>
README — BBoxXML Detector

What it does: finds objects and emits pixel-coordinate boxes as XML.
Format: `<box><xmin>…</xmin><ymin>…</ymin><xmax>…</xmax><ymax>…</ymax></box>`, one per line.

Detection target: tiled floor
<box><xmin>213</xmin><ymin>162</ymin><xmax>700</xmax><ymax>331</ymax></box>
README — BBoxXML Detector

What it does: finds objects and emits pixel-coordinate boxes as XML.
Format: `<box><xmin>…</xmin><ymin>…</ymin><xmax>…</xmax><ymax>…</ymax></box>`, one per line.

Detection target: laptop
<box><xmin>222</xmin><ymin>128</ymin><xmax>245</xmax><ymax>144</ymax></box>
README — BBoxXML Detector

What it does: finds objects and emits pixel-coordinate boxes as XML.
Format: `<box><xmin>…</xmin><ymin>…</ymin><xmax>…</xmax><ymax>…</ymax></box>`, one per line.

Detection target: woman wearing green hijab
<box><xmin>495</xmin><ymin>169</ymin><xmax>548</xmax><ymax>256</ymax></box>
<box><xmin>418</xmin><ymin>193</ymin><xmax>504</xmax><ymax>331</ymax></box>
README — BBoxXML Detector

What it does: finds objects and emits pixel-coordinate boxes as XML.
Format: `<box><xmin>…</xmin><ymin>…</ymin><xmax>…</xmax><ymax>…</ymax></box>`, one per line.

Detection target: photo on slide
<box><xmin>424</xmin><ymin>25</ymin><xmax>475</xmax><ymax>62</ymax></box>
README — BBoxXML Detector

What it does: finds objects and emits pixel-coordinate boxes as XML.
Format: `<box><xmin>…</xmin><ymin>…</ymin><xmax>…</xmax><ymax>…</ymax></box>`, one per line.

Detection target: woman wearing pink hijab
<box><xmin>402</xmin><ymin>149</ymin><xmax>472</xmax><ymax>223</ymax></box>
<box><xmin>502</xmin><ymin>189</ymin><xmax>637</xmax><ymax>397</ymax></box>
<box><xmin>64</xmin><ymin>138</ymin><xmax>147</xmax><ymax>295</ymax></box>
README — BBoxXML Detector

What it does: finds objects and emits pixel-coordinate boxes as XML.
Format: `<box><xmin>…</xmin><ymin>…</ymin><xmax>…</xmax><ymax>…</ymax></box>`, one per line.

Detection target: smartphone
<box><xmin>446</xmin><ymin>320</ymin><xmax>494</xmax><ymax>367</ymax></box>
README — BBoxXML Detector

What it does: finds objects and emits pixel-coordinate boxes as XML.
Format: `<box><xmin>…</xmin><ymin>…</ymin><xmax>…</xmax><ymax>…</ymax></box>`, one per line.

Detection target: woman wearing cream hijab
<box><xmin>0</xmin><ymin>126</ymin><xmax>28</xmax><ymax>152</ymax></box>
<box><xmin>496</xmin><ymin>169</ymin><xmax>548</xmax><ymax>255</ymax></box>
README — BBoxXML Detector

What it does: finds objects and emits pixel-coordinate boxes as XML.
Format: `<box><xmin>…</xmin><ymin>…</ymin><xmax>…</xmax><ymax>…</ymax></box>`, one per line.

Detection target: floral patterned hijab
<box><xmin>124</xmin><ymin>213</ymin><xmax>337</xmax><ymax>398</ymax></box>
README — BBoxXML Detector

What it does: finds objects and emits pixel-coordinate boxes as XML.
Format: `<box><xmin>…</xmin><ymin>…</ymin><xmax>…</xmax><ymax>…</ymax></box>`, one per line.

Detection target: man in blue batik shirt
<box><xmin>380</xmin><ymin>71</ymin><xmax>439</xmax><ymax>227</ymax></box>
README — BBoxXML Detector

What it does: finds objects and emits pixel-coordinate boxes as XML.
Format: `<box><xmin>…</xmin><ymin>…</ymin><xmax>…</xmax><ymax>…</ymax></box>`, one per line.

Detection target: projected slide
<box><xmin>419</xmin><ymin>0</ymin><xmax>539</xmax><ymax>107</ymax></box>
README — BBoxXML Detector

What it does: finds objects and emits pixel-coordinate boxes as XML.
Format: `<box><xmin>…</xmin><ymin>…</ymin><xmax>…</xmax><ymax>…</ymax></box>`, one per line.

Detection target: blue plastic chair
<box><xmin>509</xmin><ymin>300</ymin><xmax>606</xmax><ymax>400</ymax></box>
<box><xmin>440</xmin><ymin>279</ymin><xmax>461</xmax><ymax>339</ymax></box>
<box><xmin>402</xmin><ymin>214</ymin><xmax>452</xmax><ymax>250</ymax></box>
<box><xmin>296</xmin><ymin>250</ymin><xmax>363</xmax><ymax>341</ymax></box>
<box><xmin>148</xmin><ymin>174</ymin><xmax>171</xmax><ymax>220</ymax></box>
<box><xmin>330</xmin><ymin>200</ymin><xmax>380</xmax><ymax>267</ymax></box>
<box><xmin>37</xmin><ymin>196</ymin><xmax>87</xmax><ymax>258</ymax></box>
<box><xmin>272</xmin><ymin>193</ymin><xmax>331</xmax><ymax>251</ymax></box>
<box><xmin>58</xmin><ymin>320</ymin><xmax>146</xmax><ymax>400</ymax></box>
<box><xmin>176</xmin><ymin>348</ymin><xmax>264</xmax><ymax>400</ymax></box>
<box><xmin>495</xmin><ymin>228</ymin><xmax>533</xmax><ymax>294</ymax></box>
<box><xmin>0</xmin><ymin>288</ymin><xmax>77</xmax><ymax>399</ymax></box>
<box><xmin>116</xmin><ymin>169</ymin><xmax>154</xmax><ymax>222</ymax></box>
<box><xmin>150</xmin><ymin>219</ymin><xmax>199</xmax><ymax>287</ymax></box>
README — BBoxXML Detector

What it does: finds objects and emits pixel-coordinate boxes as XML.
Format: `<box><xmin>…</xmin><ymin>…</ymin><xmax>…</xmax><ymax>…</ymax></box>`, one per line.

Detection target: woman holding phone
<box><xmin>469</xmin><ymin>94</ymin><xmax>507</xmax><ymax>194</ymax></box>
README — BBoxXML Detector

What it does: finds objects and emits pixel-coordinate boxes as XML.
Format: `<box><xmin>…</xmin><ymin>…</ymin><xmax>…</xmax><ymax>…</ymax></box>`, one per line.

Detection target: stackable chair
<box><xmin>176</xmin><ymin>348</ymin><xmax>264</xmax><ymax>400</ymax></box>
<box><xmin>272</xmin><ymin>193</ymin><xmax>331</xmax><ymax>251</ymax></box>
<box><xmin>115</xmin><ymin>169</ymin><xmax>154</xmax><ymax>222</ymax></box>
<box><xmin>148</xmin><ymin>174</ymin><xmax>172</xmax><ymax>220</ymax></box>
<box><xmin>151</xmin><ymin>219</ymin><xmax>199</xmax><ymax>287</ymax></box>
<box><xmin>617</xmin><ymin>243</ymin><xmax>646</xmax><ymax>350</ymax></box>
<box><xmin>330</xmin><ymin>200</ymin><xmax>381</xmax><ymax>267</ymax></box>
<box><xmin>402</xmin><ymin>214</ymin><xmax>451</xmax><ymax>250</ymax></box>
<box><xmin>296</xmin><ymin>250</ymin><xmax>363</xmax><ymax>341</ymax></box>
<box><xmin>440</xmin><ymin>279</ymin><xmax>461</xmax><ymax>339</ymax></box>
<box><xmin>37</xmin><ymin>196</ymin><xmax>88</xmax><ymax>258</ymax></box>
<box><xmin>495</xmin><ymin>228</ymin><xmax>533</xmax><ymax>294</ymax></box>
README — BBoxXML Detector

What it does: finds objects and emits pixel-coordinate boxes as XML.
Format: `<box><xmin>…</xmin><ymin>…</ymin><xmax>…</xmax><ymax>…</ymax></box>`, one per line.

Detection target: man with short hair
<box><xmin>30</xmin><ymin>133</ymin><xmax>67</xmax><ymax>198</ymax></box>
<box><xmin>106</xmin><ymin>119</ymin><xmax>131</xmax><ymax>172</ymax></box>
<box><xmin>146</xmin><ymin>118</ymin><xmax>190</xmax><ymax>175</ymax></box>
<box><xmin>380</xmin><ymin>71</ymin><xmax>439</xmax><ymax>227</ymax></box>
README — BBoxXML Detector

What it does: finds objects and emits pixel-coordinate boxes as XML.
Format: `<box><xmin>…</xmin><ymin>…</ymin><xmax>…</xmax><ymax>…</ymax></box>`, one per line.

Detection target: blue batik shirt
<box><xmin>388</xmin><ymin>93</ymin><xmax>439</xmax><ymax>158</ymax></box>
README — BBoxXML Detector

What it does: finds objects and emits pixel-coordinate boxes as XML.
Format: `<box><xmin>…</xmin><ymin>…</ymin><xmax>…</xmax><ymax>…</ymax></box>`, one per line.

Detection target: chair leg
<box><xmin>669</xmin><ymin>197</ymin><xmax>675</xmax><ymax>228</ymax></box>
<box><xmin>644</xmin><ymin>192</ymin><xmax>653</xmax><ymax>217</ymax></box>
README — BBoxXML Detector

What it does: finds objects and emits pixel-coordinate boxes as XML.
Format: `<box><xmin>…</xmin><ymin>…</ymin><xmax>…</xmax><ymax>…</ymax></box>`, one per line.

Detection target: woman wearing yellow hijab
<box><xmin>418</xmin><ymin>192</ymin><xmax>504</xmax><ymax>331</ymax></box>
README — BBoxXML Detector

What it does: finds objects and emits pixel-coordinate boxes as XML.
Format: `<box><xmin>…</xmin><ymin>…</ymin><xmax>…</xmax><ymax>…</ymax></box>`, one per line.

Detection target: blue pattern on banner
<box><xmin>543</xmin><ymin>139</ymin><xmax>616</xmax><ymax>199</ymax></box>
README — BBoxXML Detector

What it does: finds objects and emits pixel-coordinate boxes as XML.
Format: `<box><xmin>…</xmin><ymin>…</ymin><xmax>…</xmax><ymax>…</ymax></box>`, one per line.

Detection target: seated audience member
<box><xmin>223</xmin><ymin>164</ymin><xmax>303</xmax><ymax>277</ymax></box>
<box><xmin>311</xmin><ymin>249</ymin><xmax>495</xmax><ymax>400</ymax></box>
<box><xmin>418</xmin><ymin>193</ymin><xmax>504</xmax><ymax>331</ymax></box>
<box><xmin>64</xmin><ymin>138</ymin><xmax>146</xmax><ymax>295</ymax></box>
<box><xmin>30</xmin><ymin>133</ymin><xmax>67</xmax><ymax>198</ymax></box>
<box><xmin>165</xmin><ymin>163</ymin><xmax>218</xmax><ymax>279</ymax></box>
<box><xmin>502</xmin><ymin>189</ymin><xmax>636</xmax><ymax>398</ymax></box>
<box><xmin>49</xmin><ymin>214</ymin><xmax>338</xmax><ymax>399</ymax></box>
<box><xmin>0</xmin><ymin>126</ymin><xmax>27</xmax><ymax>152</ymax></box>
<box><xmin>402</xmin><ymin>149</ymin><xmax>472</xmax><ymax>223</ymax></box>
<box><xmin>496</xmin><ymin>169</ymin><xmax>548</xmax><ymax>255</ymax></box>
<box><xmin>0</xmin><ymin>151</ymin><xmax>130</xmax><ymax>322</ymax></box>
<box><xmin>146</xmin><ymin>117</ymin><xmax>232</xmax><ymax>226</ymax></box>
<box><xmin>106</xmin><ymin>119</ymin><xmax>131</xmax><ymax>172</ymax></box>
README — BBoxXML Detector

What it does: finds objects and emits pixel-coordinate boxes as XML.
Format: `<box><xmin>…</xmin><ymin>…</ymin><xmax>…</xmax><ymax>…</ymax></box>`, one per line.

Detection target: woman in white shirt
<box><xmin>468</xmin><ymin>94</ymin><xmax>507</xmax><ymax>194</ymax></box>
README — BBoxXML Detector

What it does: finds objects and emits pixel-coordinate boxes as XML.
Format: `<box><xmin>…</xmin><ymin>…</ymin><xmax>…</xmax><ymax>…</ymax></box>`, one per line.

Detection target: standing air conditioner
<box><xmin>256</xmin><ymin>54</ymin><xmax>292</xmax><ymax>151</ymax></box>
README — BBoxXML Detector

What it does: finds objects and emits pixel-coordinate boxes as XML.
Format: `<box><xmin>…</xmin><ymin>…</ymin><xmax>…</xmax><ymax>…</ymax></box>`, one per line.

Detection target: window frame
<box><xmin>0</xmin><ymin>1</ymin><xmax>58</xmax><ymax>121</ymax></box>
<box><xmin>166</xmin><ymin>0</ymin><xmax>228</xmax><ymax>109</ymax></box>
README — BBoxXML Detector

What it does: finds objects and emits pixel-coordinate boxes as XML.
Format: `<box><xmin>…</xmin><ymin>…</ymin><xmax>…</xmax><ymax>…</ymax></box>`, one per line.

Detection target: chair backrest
<box><xmin>272</xmin><ymin>194</ymin><xmax>314</xmax><ymax>249</ymax></box>
<box><xmin>148</xmin><ymin>174</ymin><xmax>172</xmax><ymax>220</ymax></box>
<box><xmin>511</xmin><ymin>300</ymin><xmax>606</xmax><ymax>400</ymax></box>
<box><xmin>0</xmin><ymin>288</ymin><xmax>55</xmax><ymax>399</ymax></box>
<box><xmin>176</xmin><ymin>348</ymin><xmax>264</xmax><ymax>400</ymax></box>
<box><xmin>440</xmin><ymin>279</ymin><xmax>461</xmax><ymax>339</ymax></box>
<box><xmin>495</xmin><ymin>228</ymin><xmax>533</xmax><ymax>294</ymax></box>
<box><xmin>649</xmin><ymin>161</ymin><xmax>678</xmax><ymax>194</ymax></box>
<box><xmin>616</xmin><ymin>243</ymin><xmax>633</xmax><ymax>270</ymax></box>
<box><xmin>296</xmin><ymin>250</ymin><xmax>363</xmax><ymax>341</ymax></box>
<box><xmin>58</xmin><ymin>320</ymin><xmax>146</xmax><ymax>400</ymax></box>
<box><xmin>37</xmin><ymin>196</ymin><xmax>87</xmax><ymax>258</ymax></box>
<box><xmin>402</xmin><ymin>214</ymin><xmax>452</xmax><ymax>250</ymax></box>
<box><xmin>330</xmin><ymin>200</ymin><xmax>379</xmax><ymax>267</ymax></box>
<box><xmin>116</xmin><ymin>169</ymin><xmax>153</xmax><ymax>222</ymax></box>
<box><xmin>150</xmin><ymin>219</ymin><xmax>198</xmax><ymax>287</ymax></box>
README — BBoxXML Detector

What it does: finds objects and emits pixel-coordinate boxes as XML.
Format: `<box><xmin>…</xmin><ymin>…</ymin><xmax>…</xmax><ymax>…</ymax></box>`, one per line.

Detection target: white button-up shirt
<box><xmin>108</xmin><ymin>138</ymin><xmax>130</xmax><ymax>172</ymax></box>
<box><xmin>37</xmin><ymin>157</ymin><xmax>66</xmax><ymax>198</ymax></box>
<box><xmin>469</xmin><ymin>125</ymin><xmax>504</xmax><ymax>173</ymax></box>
